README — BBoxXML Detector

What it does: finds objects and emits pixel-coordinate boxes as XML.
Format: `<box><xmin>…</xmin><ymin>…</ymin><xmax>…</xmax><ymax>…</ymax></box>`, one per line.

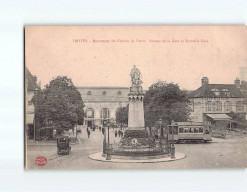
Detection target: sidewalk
<box><xmin>26</xmin><ymin>137</ymin><xmax>80</xmax><ymax>146</ymax></box>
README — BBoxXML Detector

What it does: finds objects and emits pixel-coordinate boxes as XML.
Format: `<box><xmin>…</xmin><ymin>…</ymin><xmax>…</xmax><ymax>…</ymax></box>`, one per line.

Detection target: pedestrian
<box><xmin>121</xmin><ymin>130</ymin><xmax>123</xmax><ymax>137</ymax></box>
<box><xmin>87</xmin><ymin>127</ymin><xmax>90</xmax><ymax>138</ymax></box>
<box><xmin>115</xmin><ymin>130</ymin><xmax>117</xmax><ymax>137</ymax></box>
<box><xmin>118</xmin><ymin>130</ymin><xmax>121</xmax><ymax>137</ymax></box>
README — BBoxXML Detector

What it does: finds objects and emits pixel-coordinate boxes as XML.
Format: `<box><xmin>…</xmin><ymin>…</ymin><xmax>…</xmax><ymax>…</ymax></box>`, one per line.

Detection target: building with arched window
<box><xmin>77</xmin><ymin>87</ymin><xmax>129</xmax><ymax>127</ymax></box>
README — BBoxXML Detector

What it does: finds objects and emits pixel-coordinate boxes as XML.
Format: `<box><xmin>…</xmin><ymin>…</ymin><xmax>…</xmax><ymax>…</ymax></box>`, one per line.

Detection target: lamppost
<box><xmin>159</xmin><ymin>118</ymin><xmax>164</xmax><ymax>139</ymax></box>
<box><xmin>106</xmin><ymin>119</ymin><xmax>111</xmax><ymax>160</ymax></box>
<box><xmin>170</xmin><ymin>124</ymin><xmax>175</xmax><ymax>159</ymax></box>
<box><xmin>103</xmin><ymin>119</ymin><xmax>107</xmax><ymax>155</ymax></box>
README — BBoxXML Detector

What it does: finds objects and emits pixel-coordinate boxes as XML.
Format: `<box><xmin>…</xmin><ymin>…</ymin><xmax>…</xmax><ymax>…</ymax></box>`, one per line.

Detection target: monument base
<box><xmin>111</xmin><ymin>128</ymin><xmax>168</xmax><ymax>157</ymax></box>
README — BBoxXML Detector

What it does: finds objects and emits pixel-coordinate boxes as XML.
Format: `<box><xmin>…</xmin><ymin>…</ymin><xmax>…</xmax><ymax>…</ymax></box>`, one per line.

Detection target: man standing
<box><xmin>87</xmin><ymin>127</ymin><xmax>90</xmax><ymax>138</ymax></box>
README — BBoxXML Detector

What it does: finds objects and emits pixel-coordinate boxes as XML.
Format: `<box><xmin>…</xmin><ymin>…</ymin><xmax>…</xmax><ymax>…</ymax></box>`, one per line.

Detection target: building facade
<box><xmin>25</xmin><ymin>68</ymin><xmax>38</xmax><ymax>139</ymax></box>
<box><xmin>188</xmin><ymin>77</ymin><xmax>247</xmax><ymax>130</ymax></box>
<box><xmin>77</xmin><ymin>87</ymin><xmax>129</xmax><ymax>127</ymax></box>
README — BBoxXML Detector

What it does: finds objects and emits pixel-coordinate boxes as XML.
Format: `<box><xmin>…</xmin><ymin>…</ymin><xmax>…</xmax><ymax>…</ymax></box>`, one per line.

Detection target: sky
<box><xmin>25</xmin><ymin>26</ymin><xmax>247</xmax><ymax>90</ymax></box>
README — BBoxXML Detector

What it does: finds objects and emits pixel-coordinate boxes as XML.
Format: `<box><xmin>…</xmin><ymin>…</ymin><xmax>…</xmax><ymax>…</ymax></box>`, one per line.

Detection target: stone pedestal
<box><xmin>128</xmin><ymin>85</ymin><xmax>145</xmax><ymax>130</ymax></box>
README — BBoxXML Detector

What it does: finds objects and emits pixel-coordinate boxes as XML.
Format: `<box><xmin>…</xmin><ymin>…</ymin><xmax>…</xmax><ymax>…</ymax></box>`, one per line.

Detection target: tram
<box><xmin>166</xmin><ymin>122</ymin><xmax>212</xmax><ymax>143</ymax></box>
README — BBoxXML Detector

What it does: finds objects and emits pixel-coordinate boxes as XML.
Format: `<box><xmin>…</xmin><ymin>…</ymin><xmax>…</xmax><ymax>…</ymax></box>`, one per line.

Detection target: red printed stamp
<box><xmin>35</xmin><ymin>156</ymin><xmax>47</xmax><ymax>166</ymax></box>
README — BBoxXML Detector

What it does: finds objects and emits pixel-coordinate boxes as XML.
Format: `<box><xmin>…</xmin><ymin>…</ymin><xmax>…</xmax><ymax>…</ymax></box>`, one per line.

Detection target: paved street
<box><xmin>26</xmin><ymin>127</ymin><xmax>247</xmax><ymax>169</ymax></box>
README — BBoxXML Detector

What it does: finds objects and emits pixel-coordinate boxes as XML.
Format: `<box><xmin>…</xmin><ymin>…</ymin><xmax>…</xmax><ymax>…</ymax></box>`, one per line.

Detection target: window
<box><xmin>222</xmin><ymin>89</ymin><xmax>230</xmax><ymax>96</ymax></box>
<box><xmin>28</xmin><ymin>101</ymin><xmax>32</xmax><ymax>105</ymax></box>
<box><xmin>194</xmin><ymin>127</ymin><xmax>199</xmax><ymax>133</ymax></box>
<box><xmin>206</xmin><ymin>101</ymin><xmax>212</xmax><ymax>111</ymax></box>
<box><xmin>199</xmin><ymin>128</ymin><xmax>203</xmax><ymax>133</ymax></box>
<box><xmin>212</xmin><ymin>102</ymin><xmax>216</xmax><ymax>111</ymax></box>
<box><xmin>179</xmin><ymin>127</ymin><xmax>184</xmax><ymax>133</ymax></box>
<box><xmin>184</xmin><ymin>127</ymin><xmax>189</xmax><ymax>133</ymax></box>
<box><xmin>87</xmin><ymin>91</ymin><xmax>91</xmax><ymax>95</ymax></box>
<box><xmin>236</xmin><ymin>101</ymin><xmax>243</xmax><ymax>112</ymax></box>
<box><xmin>102</xmin><ymin>91</ymin><xmax>107</xmax><ymax>95</ymax></box>
<box><xmin>86</xmin><ymin>108</ymin><xmax>94</xmax><ymax>118</ymax></box>
<box><xmin>101</xmin><ymin>108</ymin><xmax>110</xmax><ymax>118</ymax></box>
<box><xmin>216</xmin><ymin>101</ymin><xmax>222</xmax><ymax>111</ymax></box>
<box><xmin>211</xmin><ymin>89</ymin><xmax>220</xmax><ymax>96</ymax></box>
<box><xmin>117</xmin><ymin>91</ymin><xmax>122</xmax><ymax>95</ymax></box>
<box><xmin>225</xmin><ymin>101</ymin><xmax>231</xmax><ymax>111</ymax></box>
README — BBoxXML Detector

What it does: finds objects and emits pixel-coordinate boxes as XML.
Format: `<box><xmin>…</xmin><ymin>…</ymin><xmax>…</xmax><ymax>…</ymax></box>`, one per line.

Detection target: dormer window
<box><xmin>87</xmin><ymin>91</ymin><xmax>92</xmax><ymax>95</ymax></box>
<box><xmin>211</xmin><ymin>89</ymin><xmax>220</xmax><ymax>96</ymax></box>
<box><xmin>222</xmin><ymin>89</ymin><xmax>230</xmax><ymax>96</ymax></box>
<box><xmin>102</xmin><ymin>91</ymin><xmax>107</xmax><ymax>95</ymax></box>
<box><xmin>240</xmin><ymin>89</ymin><xmax>246</xmax><ymax>95</ymax></box>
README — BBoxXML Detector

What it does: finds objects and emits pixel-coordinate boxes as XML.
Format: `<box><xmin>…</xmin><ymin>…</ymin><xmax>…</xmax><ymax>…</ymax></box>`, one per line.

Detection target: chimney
<box><xmin>235</xmin><ymin>78</ymin><xmax>240</xmax><ymax>88</ymax></box>
<box><xmin>201</xmin><ymin>77</ymin><xmax>209</xmax><ymax>86</ymax></box>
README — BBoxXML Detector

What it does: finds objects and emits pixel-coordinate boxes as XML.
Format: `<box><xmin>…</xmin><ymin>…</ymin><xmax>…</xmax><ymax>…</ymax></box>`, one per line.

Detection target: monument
<box><xmin>111</xmin><ymin>65</ymin><xmax>167</xmax><ymax>157</ymax></box>
<box><xmin>89</xmin><ymin>65</ymin><xmax>185</xmax><ymax>162</ymax></box>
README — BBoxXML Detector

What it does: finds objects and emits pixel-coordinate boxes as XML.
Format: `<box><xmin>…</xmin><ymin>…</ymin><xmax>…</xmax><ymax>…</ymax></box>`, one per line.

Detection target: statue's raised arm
<box><xmin>130</xmin><ymin>65</ymin><xmax>142</xmax><ymax>86</ymax></box>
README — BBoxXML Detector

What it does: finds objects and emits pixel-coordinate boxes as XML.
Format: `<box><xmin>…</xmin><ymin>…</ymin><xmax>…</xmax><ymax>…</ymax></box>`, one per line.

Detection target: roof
<box><xmin>170</xmin><ymin>122</ymin><xmax>204</xmax><ymax>126</ymax></box>
<box><xmin>77</xmin><ymin>86</ymin><xmax>129</xmax><ymax>89</ymax></box>
<box><xmin>25</xmin><ymin>68</ymin><xmax>38</xmax><ymax>91</ymax></box>
<box><xmin>188</xmin><ymin>84</ymin><xmax>244</xmax><ymax>98</ymax></box>
<box><xmin>206</xmin><ymin>114</ymin><xmax>232</xmax><ymax>121</ymax></box>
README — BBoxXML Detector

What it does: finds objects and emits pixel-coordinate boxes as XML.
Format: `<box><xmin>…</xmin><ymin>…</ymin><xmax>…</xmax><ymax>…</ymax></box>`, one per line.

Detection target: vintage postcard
<box><xmin>25</xmin><ymin>26</ymin><xmax>247</xmax><ymax>169</ymax></box>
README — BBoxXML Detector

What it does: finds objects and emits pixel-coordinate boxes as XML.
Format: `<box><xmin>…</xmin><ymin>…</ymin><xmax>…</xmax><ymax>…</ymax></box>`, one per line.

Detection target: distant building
<box><xmin>25</xmin><ymin>68</ymin><xmax>39</xmax><ymax>139</ymax></box>
<box><xmin>188</xmin><ymin>77</ymin><xmax>247</xmax><ymax>130</ymax></box>
<box><xmin>77</xmin><ymin>87</ymin><xmax>129</xmax><ymax>127</ymax></box>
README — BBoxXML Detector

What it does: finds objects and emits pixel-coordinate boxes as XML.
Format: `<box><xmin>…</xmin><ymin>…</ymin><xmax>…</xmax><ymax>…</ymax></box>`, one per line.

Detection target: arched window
<box><xmin>117</xmin><ymin>91</ymin><xmax>122</xmax><ymax>95</ymax></box>
<box><xmin>102</xmin><ymin>91</ymin><xmax>107</xmax><ymax>95</ymax></box>
<box><xmin>86</xmin><ymin>108</ymin><xmax>94</xmax><ymax>118</ymax></box>
<box><xmin>101</xmin><ymin>108</ymin><xmax>110</xmax><ymax>119</ymax></box>
<box><xmin>87</xmin><ymin>91</ymin><xmax>91</xmax><ymax>95</ymax></box>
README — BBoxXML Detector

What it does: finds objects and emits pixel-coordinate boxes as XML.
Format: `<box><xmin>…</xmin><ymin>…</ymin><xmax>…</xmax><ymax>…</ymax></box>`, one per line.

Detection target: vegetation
<box><xmin>144</xmin><ymin>81</ymin><xmax>192</xmax><ymax>128</ymax></box>
<box><xmin>32</xmin><ymin>76</ymin><xmax>85</xmax><ymax>135</ymax></box>
<box><xmin>115</xmin><ymin>105</ymin><xmax>128</xmax><ymax>129</ymax></box>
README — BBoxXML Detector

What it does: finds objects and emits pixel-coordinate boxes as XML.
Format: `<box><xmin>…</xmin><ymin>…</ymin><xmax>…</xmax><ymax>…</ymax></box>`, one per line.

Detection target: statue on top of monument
<box><xmin>130</xmin><ymin>65</ymin><xmax>143</xmax><ymax>86</ymax></box>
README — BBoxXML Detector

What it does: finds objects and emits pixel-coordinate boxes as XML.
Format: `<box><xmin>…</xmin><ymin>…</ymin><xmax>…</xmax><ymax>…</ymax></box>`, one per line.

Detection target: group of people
<box><xmin>86</xmin><ymin>125</ymin><xmax>124</xmax><ymax>139</ymax></box>
<box><xmin>115</xmin><ymin>129</ymin><xmax>124</xmax><ymax>137</ymax></box>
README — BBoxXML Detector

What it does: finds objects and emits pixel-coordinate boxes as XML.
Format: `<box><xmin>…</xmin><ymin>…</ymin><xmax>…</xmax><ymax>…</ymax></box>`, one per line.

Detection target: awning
<box><xmin>206</xmin><ymin>114</ymin><xmax>232</xmax><ymax>121</ymax></box>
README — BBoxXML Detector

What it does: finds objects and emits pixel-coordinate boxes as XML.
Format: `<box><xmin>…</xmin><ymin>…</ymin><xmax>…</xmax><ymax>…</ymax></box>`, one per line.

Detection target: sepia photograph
<box><xmin>25</xmin><ymin>25</ymin><xmax>247</xmax><ymax>170</ymax></box>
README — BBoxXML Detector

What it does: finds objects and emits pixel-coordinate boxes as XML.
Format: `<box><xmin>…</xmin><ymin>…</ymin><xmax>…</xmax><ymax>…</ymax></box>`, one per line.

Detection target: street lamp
<box><xmin>106</xmin><ymin>119</ymin><xmax>111</xmax><ymax>160</ymax></box>
<box><xmin>170</xmin><ymin>124</ymin><xmax>176</xmax><ymax>159</ymax></box>
<box><xmin>103</xmin><ymin>119</ymin><xmax>107</xmax><ymax>155</ymax></box>
<box><xmin>159</xmin><ymin>118</ymin><xmax>164</xmax><ymax>139</ymax></box>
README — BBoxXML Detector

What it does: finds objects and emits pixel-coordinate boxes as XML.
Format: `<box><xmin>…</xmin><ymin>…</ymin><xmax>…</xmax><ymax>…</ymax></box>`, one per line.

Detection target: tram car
<box><xmin>166</xmin><ymin>122</ymin><xmax>212</xmax><ymax>143</ymax></box>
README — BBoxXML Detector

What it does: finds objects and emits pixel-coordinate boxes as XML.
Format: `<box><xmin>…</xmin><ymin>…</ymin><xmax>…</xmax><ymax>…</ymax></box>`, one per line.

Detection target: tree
<box><xmin>32</xmin><ymin>76</ymin><xmax>85</xmax><ymax>135</ymax></box>
<box><xmin>144</xmin><ymin>81</ymin><xmax>192</xmax><ymax>128</ymax></box>
<box><xmin>227</xmin><ymin>111</ymin><xmax>247</xmax><ymax>129</ymax></box>
<box><xmin>115</xmin><ymin>105</ymin><xmax>128</xmax><ymax>129</ymax></box>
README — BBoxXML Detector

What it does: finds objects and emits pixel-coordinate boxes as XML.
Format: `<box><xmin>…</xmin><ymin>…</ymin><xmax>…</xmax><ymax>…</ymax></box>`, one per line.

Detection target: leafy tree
<box><xmin>144</xmin><ymin>81</ymin><xmax>191</xmax><ymax>128</ymax></box>
<box><xmin>32</xmin><ymin>76</ymin><xmax>85</xmax><ymax>135</ymax></box>
<box><xmin>227</xmin><ymin>111</ymin><xmax>247</xmax><ymax>129</ymax></box>
<box><xmin>115</xmin><ymin>105</ymin><xmax>128</xmax><ymax>129</ymax></box>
